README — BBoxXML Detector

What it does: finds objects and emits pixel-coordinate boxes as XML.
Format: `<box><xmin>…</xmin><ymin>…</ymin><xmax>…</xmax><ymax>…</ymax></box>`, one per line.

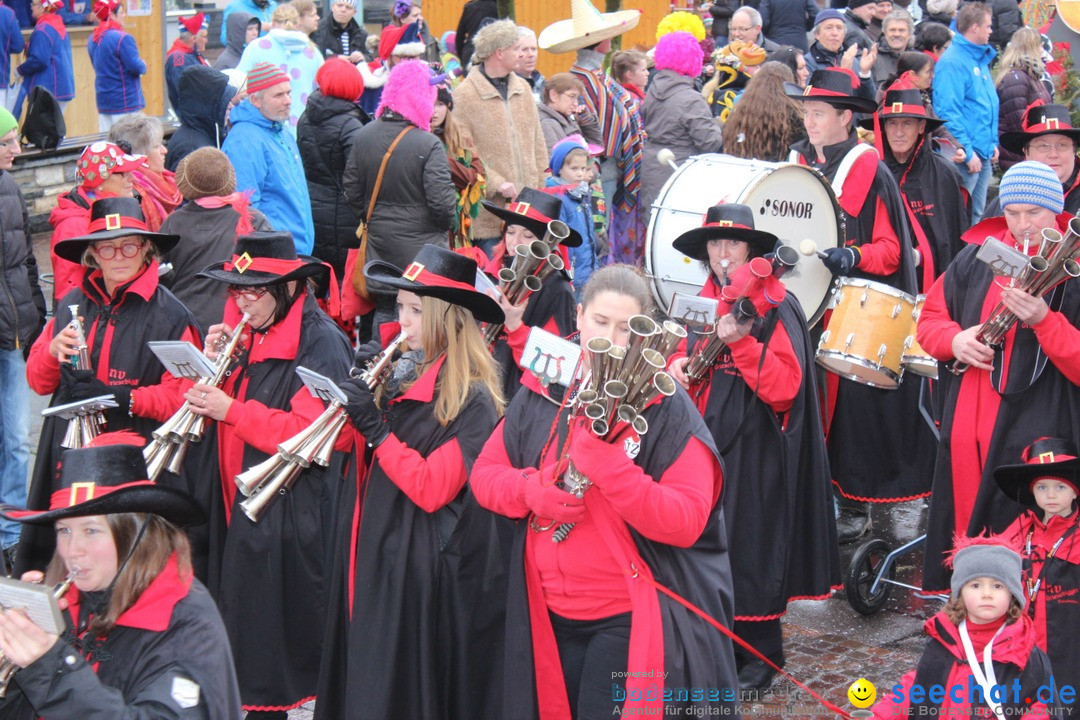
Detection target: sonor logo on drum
<box><xmin>761</xmin><ymin>198</ymin><xmax>814</xmax><ymax>219</ymax></box>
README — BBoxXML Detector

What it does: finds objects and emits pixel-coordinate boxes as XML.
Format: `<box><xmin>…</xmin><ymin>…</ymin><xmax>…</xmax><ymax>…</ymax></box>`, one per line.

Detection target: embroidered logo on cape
<box><xmin>171</xmin><ymin>676</ymin><xmax>201</xmax><ymax>709</ymax></box>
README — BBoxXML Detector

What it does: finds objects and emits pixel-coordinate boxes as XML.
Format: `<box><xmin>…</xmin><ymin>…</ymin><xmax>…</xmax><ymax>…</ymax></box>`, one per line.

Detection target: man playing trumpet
<box><xmin>918</xmin><ymin>161</ymin><xmax>1080</xmax><ymax>593</ymax></box>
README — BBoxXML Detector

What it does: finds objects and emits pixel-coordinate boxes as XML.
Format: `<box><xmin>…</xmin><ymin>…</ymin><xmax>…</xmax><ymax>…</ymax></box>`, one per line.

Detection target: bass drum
<box><xmin>645</xmin><ymin>154</ymin><xmax>844</xmax><ymax>326</ymax></box>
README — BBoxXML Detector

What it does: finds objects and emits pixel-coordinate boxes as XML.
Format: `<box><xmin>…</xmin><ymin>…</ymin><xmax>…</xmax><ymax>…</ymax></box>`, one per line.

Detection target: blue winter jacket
<box><xmin>933</xmin><ymin>32</ymin><xmax>999</xmax><ymax>161</ymax></box>
<box><xmin>222</xmin><ymin>99</ymin><xmax>315</xmax><ymax>255</ymax></box>
<box><xmin>219</xmin><ymin>0</ymin><xmax>275</xmax><ymax>45</ymax></box>
<box><xmin>0</xmin><ymin>5</ymin><xmax>24</xmax><ymax>83</ymax></box>
<box><xmin>87</xmin><ymin>27</ymin><xmax>145</xmax><ymax>114</ymax></box>
<box><xmin>15</xmin><ymin>14</ymin><xmax>74</xmax><ymax>117</ymax></box>
<box><xmin>545</xmin><ymin>176</ymin><xmax>598</xmax><ymax>297</ymax></box>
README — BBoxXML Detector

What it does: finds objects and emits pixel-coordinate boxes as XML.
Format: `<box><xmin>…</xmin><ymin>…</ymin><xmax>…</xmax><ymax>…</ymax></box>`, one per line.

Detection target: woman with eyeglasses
<box><xmin>21</xmin><ymin>197</ymin><xmax>201</xmax><ymax>575</ymax></box>
<box><xmin>185</xmin><ymin>231</ymin><xmax>352</xmax><ymax>720</ymax></box>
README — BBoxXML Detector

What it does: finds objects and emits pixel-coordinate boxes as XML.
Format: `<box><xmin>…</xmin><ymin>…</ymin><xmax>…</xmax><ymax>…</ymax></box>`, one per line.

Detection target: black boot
<box><xmin>738</xmin><ymin>658</ymin><xmax>780</xmax><ymax>692</ymax></box>
<box><xmin>836</xmin><ymin>505</ymin><xmax>872</xmax><ymax>543</ymax></box>
<box><xmin>245</xmin><ymin>712</ymin><xmax>288</xmax><ymax>719</ymax></box>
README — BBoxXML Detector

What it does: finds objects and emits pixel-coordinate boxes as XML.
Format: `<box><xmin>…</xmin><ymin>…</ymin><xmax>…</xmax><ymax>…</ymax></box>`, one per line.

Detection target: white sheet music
<box><xmin>148</xmin><ymin>341</ymin><xmax>217</xmax><ymax>380</ymax></box>
<box><xmin>296</xmin><ymin>366</ymin><xmax>348</xmax><ymax>404</ymax></box>
<box><xmin>522</xmin><ymin>328</ymin><xmax>581</xmax><ymax>388</ymax></box>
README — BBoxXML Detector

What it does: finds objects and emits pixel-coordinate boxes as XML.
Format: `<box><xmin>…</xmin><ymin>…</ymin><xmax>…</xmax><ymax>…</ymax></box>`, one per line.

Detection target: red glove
<box><xmin>567</xmin><ymin>418</ymin><xmax>634</xmax><ymax>489</ymax></box>
<box><xmin>519</xmin><ymin>466</ymin><xmax>585</xmax><ymax>524</ymax></box>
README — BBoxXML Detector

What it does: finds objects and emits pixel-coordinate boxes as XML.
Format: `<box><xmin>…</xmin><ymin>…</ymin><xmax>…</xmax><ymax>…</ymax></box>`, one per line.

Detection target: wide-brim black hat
<box><xmin>993</xmin><ymin>437</ymin><xmax>1080</xmax><ymax>510</ymax></box>
<box><xmin>857</xmin><ymin>88</ymin><xmax>944</xmax><ymax>131</ymax></box>
<box><xmin>482</xmin><ymin>187</ymin><xmax>583</xmax><ymax>247</ymax></box>
<box><xmin>787</xmin><ymin>68</ymin><xmax>877</xmax><ymax>114</ymax></box>
<box><xmin>0</xmin><ymin>442</ymin><xmax>205</xmax><ymax>527</ymax></box>
<box><xmin>197</xmin><ymin>232</ymin><xmax>329</xmax><ymax>287</ymax></box>
<box><xmin>364</xmin><ymin>244</ymin><xmax>505</xmax><ymax>324</ymax></box>
<box><xmin>672</xmin><ymin>203</ymin><xmax>779</xmax><ymax>261</ymax></box>
<box><xmin>54</xmin><ymin>197</ymin><xmax>180</xmax><ymax>263</ymax></box>
<box><xmin>1000</xmin><ymin>102</ymin><xmax>1080</xmax><ymax>155</ymax></box>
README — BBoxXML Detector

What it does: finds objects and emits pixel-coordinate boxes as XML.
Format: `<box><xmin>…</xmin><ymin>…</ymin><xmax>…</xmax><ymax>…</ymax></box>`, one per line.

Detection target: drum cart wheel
<box><xmin>846</xmin><ymin>538</ymin><xmax>896</xmax><ymax>615</ymax></box>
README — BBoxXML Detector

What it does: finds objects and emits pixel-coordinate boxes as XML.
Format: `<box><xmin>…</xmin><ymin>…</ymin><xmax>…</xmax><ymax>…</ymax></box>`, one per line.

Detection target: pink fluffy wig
<box><xmin>654</xmin><ymin>31</ymin><xmax>704</xmax><ymax>77</ymax></box>
<box><xmin>376</xmin><ymin>60</ymin><xmax>436</xmax><ymax>132</ymax></box>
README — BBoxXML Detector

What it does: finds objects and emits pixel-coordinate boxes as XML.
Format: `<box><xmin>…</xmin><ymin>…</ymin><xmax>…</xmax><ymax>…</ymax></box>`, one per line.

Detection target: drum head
<box><xmin>645</xmin><ymin>154</ymin><xmax>843</xmax><ymax>326</ymax></box>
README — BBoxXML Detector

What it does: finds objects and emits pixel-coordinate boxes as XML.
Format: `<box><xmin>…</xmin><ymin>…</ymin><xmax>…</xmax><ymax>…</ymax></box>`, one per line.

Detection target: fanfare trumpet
<box><xmin>685</xmin><ymin>247</ymin><xmax>798</xmax><ymax>384</ymax></box>
<box><xmin>61</xmin><ymin>306</ymin><xmax>106</xmax><ymax>449</ymax></box>
<box><xmin>545</xmin><ymin>315</ymin><xmax>686</xmax><ymax>543</ymax></box>
<box><xmin>482</xmin><ymin>220</ymin><xmax>571</xmax><ymax>345</ymax></box>
<box><xmin>143</xmin><ymin>313</ymin><xmax>251</xmax><ymax>480</ymax></box>
<box><xmin>952</xmin><ymin>220</ymin><xmax>1080</xmax><ymax>374</ymax></box>
<box><xmin>0</xmin><ymin>574</ymin><xmax>73</xmax><ymax>698</ymax></box>
<box><xmin>236</xmin><ymin>331</ymin><xmax>410</xmax><ymax>522</ymax></box>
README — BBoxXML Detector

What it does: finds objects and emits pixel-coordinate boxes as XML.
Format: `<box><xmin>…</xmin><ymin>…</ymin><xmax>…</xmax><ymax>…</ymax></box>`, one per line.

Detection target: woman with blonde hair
<box><xmin>722</xmin><ymin>61</ymin><xmax>806</xmax><ymax>161</ymax></box>
<box><xmin>316</xmin><ymin>244</ymin><xmax>508</xmax><ymax>720</ymax></box>
<box><xmin>996</xmin><ymin>27</ymin><xmax>1052</xmax><ymax>169</ymax></box>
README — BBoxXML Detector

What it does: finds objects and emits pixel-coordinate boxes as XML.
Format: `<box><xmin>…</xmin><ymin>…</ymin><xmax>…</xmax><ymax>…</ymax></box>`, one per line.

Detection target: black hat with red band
<box><xmin>999</xmin><ymin>101</ymin><xmax>1080</xmax><ymax>155</ymax></box>
<box><xmin>858</xmin><ymin>87</ymin><xmax>944</xmax><ymax>131</ymax></box>
<box><xmin>672</xmin><ymin>202</ymin><xmax>779</xmax><ymax>261</ymax></box>
<box><xmin>0</xmin><ymin>438</ymin><xmax>205</xmax><ymax>527</ymax></box>
<box><xmin>993</xmin><ymin>436</ymin><xmax>1080</xmax><ymax>510</ymax></box>
<box><xmin>364</xmin><ymin>244</ymin><xmax>505</xmax><ymax>324</ymax></box>
<box><xmin>482</xmin><ymin>187</ymin><xmax>583</xmax><ymax>247</ymax></box>
<box><xmin>197</xmin><ymin>231</ymin><xmax>330</xmax><ymax>287</ymax></box>
<box><xmin>53</xmin><ymin>197</ymin><xmax>180</xmax><ymax>263</ymax></box>
<box><xmin>786</xmin><ymin>67</ymin><xmax>877</xmax><ymax>114</ymax></box>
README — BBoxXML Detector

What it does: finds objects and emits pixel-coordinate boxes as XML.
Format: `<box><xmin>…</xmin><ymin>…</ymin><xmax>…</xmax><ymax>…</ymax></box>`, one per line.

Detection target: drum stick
<box><xmin>799</xmin><ymin>239</ymin><xmax>829</xmax><ymax>260</ymax></box>
<box><xmin>657</xmin><ymin>148</ymin><xmax>679</xmax><ymax>172</ymax></box>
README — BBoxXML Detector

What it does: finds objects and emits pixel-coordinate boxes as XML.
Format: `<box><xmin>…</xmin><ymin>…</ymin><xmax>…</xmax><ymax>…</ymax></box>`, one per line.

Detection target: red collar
<box><xmin>392</xmin><ymin>353</ymin><xmax>446</xmax><ymax>404</ymax></box>
<box><xmin>36</xmin><ymin>11</ymin><xmax>66</xmax><ymax>38</ymax></box>
<box><xmin>86</xmin><ymin>260</ymin><xmax>160</xmax><ymax>304</ymax></box>
<box><xmin>168</xmin><ymin>37</ymin><xmax>194</xmax><ymax>54</ymax></box>
<box><xmin>225</xmin><ymin>293</ymin><xmax>305</xmax><ymax>363</ymax></box>
<box><xmin>620</xmin><ymin>82</ymin><xmax>645</xmax><ymax>101</ymax></box>
<box><xmin>925</xmin><ymin>611</ymin><xmax>1038</xmax><ymax>666</ymax></box>
<box><xmin>64</xmin><ymin>553</ymin><xmax>192</xmax><ymax>635</ymax></box>
<box><xmin>962</xmin><ymin>213</ymin><xmax>1075</xmax><ymax>247</ymax></box>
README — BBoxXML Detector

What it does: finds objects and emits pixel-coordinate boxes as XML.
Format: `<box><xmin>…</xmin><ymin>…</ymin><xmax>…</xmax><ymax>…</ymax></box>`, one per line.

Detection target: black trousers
<box><xmin>734</xmin><ymin>617</ymin><xmax>784</xmax><ymax>666</ymax></box>
<box><xmin>550</xmin><ymin>611</ymin><xmax>632</xmax><ymax>720</ymax></box>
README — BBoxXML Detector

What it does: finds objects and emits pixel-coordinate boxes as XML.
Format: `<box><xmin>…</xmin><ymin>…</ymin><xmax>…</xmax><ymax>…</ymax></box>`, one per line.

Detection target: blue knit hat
<box><xmin>550</xmin><ymin>137</ymin><xmax>590</xmax><ymax>177</ymax></box>
<box><xmin>998</xmin><ymin>161</ymin><xmax>1064</xmax><ymax>214</ymax></box>
<box><xmin>814</xmin><ymin>9</ymin><xmax>845</xmax><ymax>27</ymax></box>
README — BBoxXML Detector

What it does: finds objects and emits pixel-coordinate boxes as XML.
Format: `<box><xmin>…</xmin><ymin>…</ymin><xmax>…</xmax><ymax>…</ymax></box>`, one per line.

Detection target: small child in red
<box><xmin>996</xmin><ymin>437</ymin><xmax>1080</xmax><ymax>714</ymax></box>
<box><xmin>873</xmin><ymin>536</ymin><xmax>1059</xmax><ymax>718</ymax></box>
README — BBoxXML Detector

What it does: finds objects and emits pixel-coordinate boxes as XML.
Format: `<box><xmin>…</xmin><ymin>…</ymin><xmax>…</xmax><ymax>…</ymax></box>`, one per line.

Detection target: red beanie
<box><xmin>246</xmin><ymin>62</ymin><xmax>290</xmax><ymax>94</ymax></box>
<box><xmin>316</xmin><ymin>57</ymin><xmax>364</xmax><ymax>101</ymax></box>
<box><xmin>93</xmin><ymin>0</ymin><xmax>118</xmax><ymax>21</ymax></box>
<box><xmin>178</xmin><ymin>12</ymin><xmax>206</xmax><ymax>34</ymax></box>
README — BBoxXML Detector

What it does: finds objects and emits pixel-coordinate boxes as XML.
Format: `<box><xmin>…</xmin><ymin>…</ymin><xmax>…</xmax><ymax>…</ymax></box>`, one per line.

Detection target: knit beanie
<box><xmin>0</xmin><ymin>108</ymin><xmax>17</xmax><ymax>138</ymax></box>
<box><xmin>814</xmin><ymin>9</ymin><xmax>845</xmax><ymax>27</ymax></box>
<box><xmin>926</xmin><ymin>0</ymin><xmax>958</xmax><ymax>15</ymax></box>
<box><xmin>246</xmin><ymin>62</ymin><xmax>290</xmax><ymax>94</ymax></box>
<box><xmin>436</xmin><ymin>84</ymin><xmax>453</xmax><ymax>110</ymax></box>
<box><xmin>178</xmin><ymin>11</ymin><xmax>206</xmax><ymax>35</ymax></box>
<box><xmin>317</xmin><ymin>57</ymin><xmax>364</xmax><ymax>101</ymax></box>
<box><xmin>40</xmin><ymin>0</ymin><xmax>64</xmax><ymax>11</ymax></box>
<box><xmin>175</xmin><ymin>147</ymin><xmax>237</xmax><ymax>200</ymax></box>
<box><xmin>848</xmin><ymin>0</ymin><xmax>876</xmax><ymax>9</ymax></box>
<box><xmin>950</xmin><ymin>541</ymin><xmax>1026</xmax><ymax>610</ymax></box>
<box><xmin>998</xmin><ymin>161</ymin><xmax>1065</xmax><ymax>214</ymax></box>
<box><xmin>93</xmin><ymin>0</ymin><xmax>118</xmax><ymax>21</ymax></box>
<box><xmin>550</xmin><ymin>137</ymin><xmax>590</xmax><ymax>176</ymax></box>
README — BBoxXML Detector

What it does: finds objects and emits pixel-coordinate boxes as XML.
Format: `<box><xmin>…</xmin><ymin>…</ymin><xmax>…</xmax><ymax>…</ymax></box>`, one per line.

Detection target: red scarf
<box><xmin>620</xmin><ymin>82</ymin><xmax>645</xmax><ymax>102</ymax></box>
<box><xmin>132</xmin><ymin>169</ymin><xmax>182</xmax><ymax>231</ymax></box>
<box><xmin>91</xmin><ymin>18</ymin><xmax>122</xmax><ymax>44</ymax></box>
<box><xmin>193</xmin><ymin>191</ymin><xmax>255</xmax><ymax>236</ymax></box>
<box><xmin>36</xmin><ymin>11</ymin><xmax>66</xmax><ymax>39</ymax></box>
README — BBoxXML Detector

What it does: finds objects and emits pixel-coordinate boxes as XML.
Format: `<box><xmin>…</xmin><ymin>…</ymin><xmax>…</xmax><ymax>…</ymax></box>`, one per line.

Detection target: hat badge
<box><xmin>68</xmin><ymin>482</ymin><xmax>97</xmax><ymax>506</ymax></box>
<box><xmin>891</xmin><ymin>101</ymin><xmax>903</xmax><ymax>113</ymax></box>
<box><xmin>403</xmin><ymin>261</ymin><xmax>425</xmax><ymax>281</ymax></box>
<box><xmin>235</xmin><ymin>252</ymin><xmax>253</xmax><ymax>274</ymax></box>
<box><xmin>717</xmin><ymin>220</ymin><xmax>733</xmax><ymax>226</ymax></box>
<box><xmin>104</xmin><ymin>213</ymin><xmax>122</xmax><ymax>231</ymax></box>
<box><xmin>510</xmin><ymin>201</ymin><xmax>532</xmax><ymax>215</ymax></box>
<box><xmin>1038</xmin><ymin>451</ymin><xmax>1057</xmax><ymax>464</ymax></box>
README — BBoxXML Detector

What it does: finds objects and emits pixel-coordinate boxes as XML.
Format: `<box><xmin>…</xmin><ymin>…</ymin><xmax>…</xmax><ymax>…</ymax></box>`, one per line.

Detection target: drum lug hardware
<box><xmin>845</xmin><ymin>333</ymin><xmax>855</xmax><ymax>351</ymax></box>
<box><xmin>891</xmin><ymin>303</ymin><xmax>903</xmax><ymax>319</ymax></box>
<box><xmin>877</xmin><ymin>344</ymin><xmax>888</xmax><ymax>361</ymax></box>
<box><xmin>819</xmin><ymin>330</ymin><xmax>831</xmax><ymax>345</ymax></box>
<box><xmin>903</xmin><ymin>336</ymin><xmax>913</xmax><ymax>351</ymax></box>
<box><xmin>860</xmin><ymin>289</ymin><xmax>870</xmax><ymax>307</ymax></box>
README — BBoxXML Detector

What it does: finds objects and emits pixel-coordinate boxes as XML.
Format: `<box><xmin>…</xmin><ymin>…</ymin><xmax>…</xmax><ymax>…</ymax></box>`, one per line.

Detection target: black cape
<box><xmin>314</xmin><ymin>360</ymin><xmax>506</xmax><ymax>720</ymax></box>
<box><xmin>922</xmin><ymin>243</ymin><xmax>1080</xmax><ymax>590</ymax></box>
<box><xmin>495</xmin><ymin>383</ymin><xmax>741</xmax><ymax>718</ymax></box>
<box><xmin>695</xmin><ymin>293</ymin><xmax>841</xmax><ymax>618</ymax></box>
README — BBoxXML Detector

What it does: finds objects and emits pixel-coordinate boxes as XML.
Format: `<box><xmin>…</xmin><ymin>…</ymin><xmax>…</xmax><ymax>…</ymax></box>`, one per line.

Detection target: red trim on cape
<box><xmin>243</xmin><ymin>695</ymin><xmax>316</xmax><ymax>713</ymax></box>
<box><xmin>64</xmin><ymin>553</ymin><xmax>192</xmax><ymax>634</ymax></box>
<box><xmin>831</xmin><ymin>479</ymin><xmax>933</xmax><ymax>503</ymax></box>
<box><xmin>733</xmin><ymin>587</ymin><xmax>841</xmax><ymax>621</ymax></box>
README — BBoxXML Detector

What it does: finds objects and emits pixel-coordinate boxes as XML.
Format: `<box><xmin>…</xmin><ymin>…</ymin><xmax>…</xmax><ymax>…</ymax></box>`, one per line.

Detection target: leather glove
<box><xmin>520</xmin><ymin>468</ymin><xmax>585</xmax><ymax>524</ymax></box>
<box><xmin>352</xmin><ymin>339</ymin><xmax>383</xmax><ymax>373</ymax></box>
<box><xmin>61</xmin><ymin>365</ymin><xmax>131</xmax><ymax>409</ymax></box>
<box><xmin>820</xmin><ymin>246</ymin><xmax>861</xmax><ymax>276</ymax></box>
<box><xmin>339</xmin><ymin>377</ymin><xmax>389</xmax><ymax>448</ymax></box>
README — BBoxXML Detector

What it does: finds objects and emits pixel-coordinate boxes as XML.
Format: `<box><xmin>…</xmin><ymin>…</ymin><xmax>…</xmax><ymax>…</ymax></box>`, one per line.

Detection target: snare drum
<box><xmin>816</xmin><ymin>279</ymin><xmax>916</xmax><ymax>389</ymax></box>
<box><xmin>901</xmin><ymin>294</ymin><xmax>938</xmax><ymax>379</ymax></box>
<box><xmin>645</xmin><ymin>154</ymin><xmax>843</xmax><ymax>327</ymax></box>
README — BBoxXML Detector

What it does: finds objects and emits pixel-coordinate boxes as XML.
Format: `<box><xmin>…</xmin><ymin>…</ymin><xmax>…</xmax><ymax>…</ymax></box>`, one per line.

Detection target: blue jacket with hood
<box><xmin>933</xmin><ymin>31</ymin><xmax>999</xmax><ymax>161</ymax></box>
<box><xmin>222</xmin><ymin>98</ymin><xmax>315</xmax><ymax>254</ymax></box>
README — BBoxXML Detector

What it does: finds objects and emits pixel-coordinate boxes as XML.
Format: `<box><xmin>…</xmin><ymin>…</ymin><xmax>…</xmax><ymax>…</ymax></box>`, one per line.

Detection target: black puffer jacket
<box><xmin>986</xmin><ymin>0</ymin><xmax>1023</xmax><ymax>49</ymax></box>
<box><xmin>343</xmin><ymin>113</ymin><xmax>455</xmax><ymax>298</ymax></box>
<box><xmin>0</xmin><ymin>170</ymin><xmax>45</xmax><ymax>351</ymax></box>
<box><xmin>165</xmin><ymin>65</ymin><xmax>237</xmax><ymax>173</ymax></box>
<box><xmin>996</xmin><ymin>66</ymin><xmax>1051</xmax><ymax>169</ymax></box>
<box><xmin>309</xmin><ymin>15</ymin><xmax>370</xmax><ymax>61</ymax></box>
<box><xmin>297</xmin><ymin>90</ymin><xmax>368</xmax><ymax>282</ymax></box>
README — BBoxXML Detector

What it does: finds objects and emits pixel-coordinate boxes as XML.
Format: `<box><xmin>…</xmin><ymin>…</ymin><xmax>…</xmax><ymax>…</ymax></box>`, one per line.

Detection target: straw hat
<box><xmin>538</xmin><ymin>0</ymin><xmax>641</xmax><ymax>54</ymax></box>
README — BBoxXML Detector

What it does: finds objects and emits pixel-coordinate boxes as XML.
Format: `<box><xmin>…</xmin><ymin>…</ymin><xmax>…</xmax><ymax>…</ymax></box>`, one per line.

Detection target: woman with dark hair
<box><xmin>470</xmin><ymin>263</ymin><xmax>740</xmax><ymax>719</ymax></box>
<box><xmin>914</xmin><ymin>21</ymin><xmax>951</xmax><ymax>59</ymax></box>
<box><xmin>189</xmin><ymin>232</ymin><xmax>352</xmax><ymax>720</ymax></box>
<box><xmin>0</xmin><ymin>440</ymin><xmax>242</xmax><ymax>719</ymax></box>
<box><xmin>316</xmin><ymin>245</ymin><xmax>507</xmax><ymax>719</ymax></box>
<box><xmin>667</xmin><ymin>203</ymin><xmax>838</xmax><ymax>692</ymax></box>
<box><xmin>722</xmin><ymin>62</ymin><xmax>806</xmax><ymax>161</ymax></box>
<box><xmin>430</xmin><ymin>81</ymin><xmax>486</xmax><ymax>250</ymax></box>
<box><xmin>21</xmin><ymin>197</ymin><xmax>200</xmax><ymax>575</ymax></box>
<box><xmin>769</xmin><ymin>45</ymin><xmax>809</xmax><ymax>88</ymax></box>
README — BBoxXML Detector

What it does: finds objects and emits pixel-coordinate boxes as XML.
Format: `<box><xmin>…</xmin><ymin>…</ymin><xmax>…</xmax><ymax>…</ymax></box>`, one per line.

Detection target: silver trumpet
<box><xmin>61</xmin><ymin>306</ymin><xmax>106</xmax><ymax>450</ymax></box>
<box><xmin>143</xmin><ymin>313</ymin><xmax>251</xmax><ymax>480</ymax></box>
<box><xmin>482</xmin><ymin>220</ymin><xmax>570</xmax><ymax>345</ymax></box>
<box><xmin>0</xmin><ymin>574</ymin><xmax>74</xmax><ymax>698</ymax></box>
<box><xmin>547</xmin><ymin>314</ymin><xmax>680</xmax><ymax>543</ymax></box>
<box><xmin>236</xmin><ymin>331</ymin><xmax>410</xmax><ymax>522</ymax></box>
<box><xmin>953</xmin><ymin>220</ymin><xmax>1080</xmax><ymax>374</ymax></box>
